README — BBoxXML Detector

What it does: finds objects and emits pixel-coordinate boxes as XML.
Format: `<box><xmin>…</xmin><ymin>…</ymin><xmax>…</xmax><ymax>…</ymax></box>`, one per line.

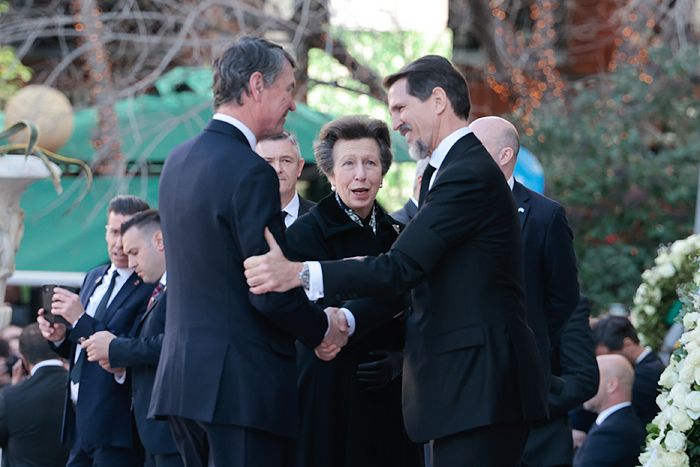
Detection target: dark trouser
<box><xmin>145</xmin><ymin>452</ymin><xmax>186</xmax><ymax>467</ymax></box>
<box><xmin>66</xmin><ymin>444</ymin><xmax>138</xmax><ymax>467</ymax></box>
<box><xmin>168</xmin><ymin>416</ymin><xmax>295</xmax><ymax>467</ymax></box>
<box><xmin>431</xmin><ymin>422</ymin><xmax>529</xmax><ymax>467</ymax></box>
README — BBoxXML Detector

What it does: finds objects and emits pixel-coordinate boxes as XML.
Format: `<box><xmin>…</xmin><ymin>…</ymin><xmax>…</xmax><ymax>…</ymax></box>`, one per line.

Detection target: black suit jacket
<box><xmin>390</xmin><ymin>199</ymin><xmax>418</xmax><ymax>225</ymax></box>
<box><xmin>573</xmin><ymin>405</ymin><xmax>644</xmax><ymax>467</ymax></box>
<box><xmin>298</xmin><ymin>195</ymin><xmax>315</xmax><ymax>218</ymax></box>
<box><xmin>633</xmin><ymin>351</ymin><xmax>664</xmax><ymax>425</ymax></box>
<box><xmin>51</xmin><ymin>265</ymin><xmax>154</xmax><ymax>450</ymax></box>
<box><xmin>0</xmin><ymin>365</ymin><xmax>69</xmax><ymax>467</ymax></box>
<box><xmin>523</xmin><ymin>296</ymin><xmax>599</xmax><ymax>466</ymax></box>
<box><xmin>109</xmin><ymin>288</ymin><xmax>177</xmax><ymax>455</ymax></box>
<box><xmin>320</xmin><ymin>132</ymin><xmax>548</xmax><ymax>443</ymax></box>
<box><xmin>151</xmin><ymin>119</ymin><xmax>328</xmax><ymax>439</ymax></box>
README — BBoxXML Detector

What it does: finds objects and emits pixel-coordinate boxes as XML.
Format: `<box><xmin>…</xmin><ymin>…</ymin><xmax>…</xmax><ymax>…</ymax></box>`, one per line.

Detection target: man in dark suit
<box><xmin>256</xmin><ymin>130</ymin><xmax>314</xmax><ymax>227</ymax></box>
<box><xmin>81</xmin><ymin>209</ymin><xmax>182</xmax><ymax>467</ymax></box>
<box><xmin>391</xmin><ymin>158</ymin><xmax>429</xmax><ymax>225</ymax></box>
<box><xmin>593</xmin><ymin>315</ymin><xmax>665</xmax><ymax>425</ymax></box>
<box><xmin>244</xmin><ymin>55</ymin><xmax>548</xmax><ymax>467</ymax></box>
<box><xmin>0</xmin><ymin>324</ymin><xmax>69</xmax><ymax>467</ymax></box>
<box><xmin>37</xmin><ymin>195</ymin><xmax>154</xmax><ymax>467</ymax></box>
<box><xmin>470</xmin><ymin>116</ymin><xmax>595</xmax><ymax>466</ymax></box>
<box><xmin>150</xmin><ymin>36</ymin><xmax>348</xmax><ymax>467</ymax></box>
<box><xmin>573</xmin><ymin>354</ymin><xmax>644</xmax><ymax>467</ymax></box>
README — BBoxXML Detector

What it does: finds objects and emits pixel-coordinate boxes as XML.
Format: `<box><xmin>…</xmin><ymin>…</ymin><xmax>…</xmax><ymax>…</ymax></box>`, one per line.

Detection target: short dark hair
<box><xmin>108</xmin><ymin>195</ymin><xmax>150</xmax><ymax>217</ymax></box>
<box><xmin>213</xmin><ymin>36</ymin><xmax>295</xmax><ymax>108</ymax></box>
<box><xmin>313</xmin><ymin>115</ymin><xmax>393</xmax><ymax>178</ymax></box>
<box><xmin>258</xmin><ymin>131</ymin><xmax>302</xmax><ymax>158</ymax></box>
<box><xmin>19</xmin><ymin>324</ymin><xmax>59</xmax><ymax>365</ymax></box>
<box><xmin>383</xmin><ymin>55</ymin><xmax>471</xmax><ymax>120</ymax></box>
<box><xmin>121</xmin><ymin>209</ymin><xmax>160</xmax><ymax>236</ymax></box>
<box><xmin>593</xmin><ymin>316</ymin><xmax>640</xmax><ymax>350</ymax></box>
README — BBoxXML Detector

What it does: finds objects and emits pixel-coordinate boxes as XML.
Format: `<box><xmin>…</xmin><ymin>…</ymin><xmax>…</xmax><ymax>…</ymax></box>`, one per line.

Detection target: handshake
<box><xmin>317</xmin><ymin>307</ymin><xmax>349</xmax><ymax>361</ymax></box>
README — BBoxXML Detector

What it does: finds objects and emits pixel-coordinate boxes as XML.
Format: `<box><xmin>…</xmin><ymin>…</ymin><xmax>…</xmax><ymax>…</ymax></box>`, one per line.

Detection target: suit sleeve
<box><xmin>321</xmin><ymin>160</ymin><xmax>504</xmax><ymax>301</ymax></box>
<box><xmin>549</xmin><ymin>296</ymin><xmax>599</xmax><ymax>417</ymax></box>
<box><xmin>233</xmin><ymin>164</ymin><xmax>327</xmax><ymax>347</ymax></box>
<box><xmin>543</xmin><ymin>204</ymin><xmax>580</xmax><ymax>345</ymax></box>
<box><xmin>109</xmin><ymin>335</ymin><xmax>163</xmax><ymax>368</ymax></box>
<box><xmin>69</xmin><ymin>314</ymin><xmax>109</xmax><ymax>341</ymax></box>
<box><xmin>0</xmin><ymin>389</ymin><xmax>8</xmax><ymax>447</ymax></box>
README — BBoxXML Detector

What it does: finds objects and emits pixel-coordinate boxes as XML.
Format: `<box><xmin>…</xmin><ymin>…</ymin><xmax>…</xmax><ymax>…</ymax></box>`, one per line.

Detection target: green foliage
<box><xmin>519</xmin><ymin>46</ymin><xmax>700</xmax><ymax>312</ymax></box>
<box><xmin>0</xmin><ymin>2</ymin><xmax>32</xmax><ymax>104</ymax></box>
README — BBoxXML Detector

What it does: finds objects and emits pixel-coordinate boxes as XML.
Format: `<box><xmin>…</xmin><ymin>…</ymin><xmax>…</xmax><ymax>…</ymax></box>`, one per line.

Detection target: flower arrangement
<box><xmin>638</xmin><ymin>267</ymin><xmax>700</xmax><ymax>467</ymax></box>
<box><xmin>631</xmin><ymin>234</ymin><xmax>700</xmax><ymax>350</ymax></box>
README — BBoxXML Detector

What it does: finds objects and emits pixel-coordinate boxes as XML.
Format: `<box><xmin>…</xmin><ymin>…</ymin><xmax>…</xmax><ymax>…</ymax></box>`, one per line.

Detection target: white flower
<box><xmin>663</xmin><ymin>450</ymin><xmax>689</xmax><ymax>467</ymax></box>
<box><xmin>669</xmin><ymin>407</ymin><xmax>693</xmax><ymax>432</ymax></box>
<box><xmin>678</xmin><ymin>363</ymin><xmax>695</xmax><ymax>384</ymax></box>
<box><xmin>685</xmin><ymin>391</ymin><xmax>700</xmax><ymax>412</ymax></box>
<box><xmin>694</xmin><ymin>366</ymin><xmax>700</xmax><ymax>386</ymax></box>
<box><xmin>664</xmin><ymin>430</ymin><xmax>686</xmax><ymax>452</ymax></box>
<box><xmin>644</xmin><ymin>305</ymin><xmax>656</xmax><ymax>315</ymax></box>
<box><xmin>683</xmin><ymin>312</ymin><xmax>700</xmax><ymax>329</ymax></box>
<box><xmin>660</xmin><ymin>366</ymin><xmax>679</xmax><ymax>388</ymax></box>
<box><xmin>670</xmin><ymin>384</ymin><xmax>691</xmax><ymax>409</ymax></box>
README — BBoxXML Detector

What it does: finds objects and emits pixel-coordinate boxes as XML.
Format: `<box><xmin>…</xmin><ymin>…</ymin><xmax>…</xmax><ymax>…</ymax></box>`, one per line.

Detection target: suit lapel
<box><xmin>102</xmin><ymin>272</ymin><xmax>142</xmax><ymax>325</ymax></box>
<box><xmin>135</xmin><ymin>289</ymin><xmax>165</xmax><ymax>332</ymax></box>
<box><xmin>80</xmin><ymin>265</ymin><xmax>109</xmax><ymax>308</ymax></box>
<box><xmin>512</xmin><ymin>180</ymin><xmax>531</xmax><ymax>231</ymax></box>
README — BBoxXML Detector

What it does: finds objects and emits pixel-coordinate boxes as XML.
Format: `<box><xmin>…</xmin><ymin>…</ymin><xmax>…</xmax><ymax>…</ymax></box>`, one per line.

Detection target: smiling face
<box><xmin>122</xmin><ymin>226</ymin><xmax>165</xmax><ymax>284</ymax></box>
<box><xmin>327</xmin><ymin>138</ymin><xmax>383</xmax><ymax>219</ymax></box>
<box><xmin>388</xmin><ymin>78</ymin><xmax>436</xmax><ymax>158</ymax></box>
<box><xmin>257</xmin><ymin>138</ymin><xmax>304</xmax><ymax>204</ymax></box>
<box><xmin>258</xmin><ymin>60</ymin><xmax>297</xmax><ymax>138</ymax></box>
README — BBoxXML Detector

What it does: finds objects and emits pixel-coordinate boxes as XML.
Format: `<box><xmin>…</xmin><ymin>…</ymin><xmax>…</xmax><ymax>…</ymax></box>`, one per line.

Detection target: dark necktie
<box><xmin>419</xmin><ymin>164</ymin><xmax>436</xmax><ymax>207</ymax></box>
<box><xmin>147</xmin><ymin>282</ymin><xmax>165</xmax><ymax>310</ymax></box>
<box><xmin>70</xmin><ymin>270</ymin><xmax>119</xmax><ymax>384</ymax></box>
<box><xmin>280</xmin><ymin>210</ymin><xmax>288</xmax><ymax>229</ymax></box>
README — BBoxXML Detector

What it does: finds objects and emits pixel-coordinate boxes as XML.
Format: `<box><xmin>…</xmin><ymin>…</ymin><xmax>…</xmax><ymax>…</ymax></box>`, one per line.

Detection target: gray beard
<box><xmin>408</xmin><ymin>140</ymin><xmax>429</xmax><ymax>161</ymax></box>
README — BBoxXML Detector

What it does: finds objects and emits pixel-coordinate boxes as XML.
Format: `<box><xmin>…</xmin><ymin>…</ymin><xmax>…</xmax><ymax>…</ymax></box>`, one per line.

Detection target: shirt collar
<box><xmin>30</xmin><ymin>359</ymin><xmax>64</xmax><ymax>376</ymax></box>
<box><xmin>109</xmin><ymin>264</ymin><xmax>134</xmax><ymax>280</ymax></box>
<box><xmin>508</xmin><ymin>176</ymin><xmax>515</xmax><ymax>190</ymax></box>
<box><xmin>282</xmin><ymin>192</ymin><xmax>300</xmax><ymax>219</ymax></box>
<box><xmin>212</xmin><ymin>113</ymin><xmax>257</xmax><ymax>149</ymax></box>
<box><xmin>428</xmin><ymin>126</ymin><xmax>473</xmax><ymax>172</ymax></box>
<box><xmin>636</xmin><ymin>347</ymin><xmax>652</xmax><ymax>365</ymax></box>
<box><xmin>409</xmin><ymin>197</ymin><xmax>418</xmax><ymax>208</ymax></box>
<box><xmin>595</xmin><ymin>401</ymin><xmax>632</xmax><ymax>425</ymax></box>
<box><xmin>159</xmin><ymin>272</ymin><xmax>167</xmax><ymax>287</ymax></box>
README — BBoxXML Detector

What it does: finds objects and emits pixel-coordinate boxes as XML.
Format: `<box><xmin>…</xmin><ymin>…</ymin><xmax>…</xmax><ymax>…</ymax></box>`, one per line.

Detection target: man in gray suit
<box><xmin>391</xmin><ymin>158</ymin><xmax>429</xmax><ymax>225</ymax></box>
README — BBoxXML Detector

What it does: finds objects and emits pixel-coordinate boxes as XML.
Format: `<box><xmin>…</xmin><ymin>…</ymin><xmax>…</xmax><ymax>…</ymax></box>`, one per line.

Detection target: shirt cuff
<box><xmin>340</xmin><ymin>308</ymin><xmax>356</xmax><ymax>336</ymax></box>
<box><xmin>114</xmin><ymin>370</ymin><xmax>127</xmax><ymax>385</ymax></box>
<box><xmin>305</xmin><ymin>261</ymin><xmax>325</xmax><ymax>301</ymax></box>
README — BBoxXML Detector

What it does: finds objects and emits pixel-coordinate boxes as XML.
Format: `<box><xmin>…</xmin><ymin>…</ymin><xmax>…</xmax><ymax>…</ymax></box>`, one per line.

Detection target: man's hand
<box><xmin>82</xmin><ymin>330</ymin><xmax>116</xmax><ymax>362</ymax></box>
<box><xmin>572</xmin><ymin>429</ymin><xmax>587</xmax><ymax>451</ymax></box>
<box><xmin>356</xmin><ymin>350</ymin><xmax>403</xmax><ymax>390</ymax></box>
<box><xmin>11</xmin><ymin>359</ymin><xmax>26</xmax><ymax>385</ymax></box>
<box><xmin>98</xmin><ymin>359</ymin><xmax>125</xmax><ymax>376</ymax></box>
<box><xmin>51</xmin><ymin>287</ymin><xmax>85</xmax><ymax>325</ymax></box>
<box><xmin>244</xmin><ymin>227</ymin><xmax>303</xmax><ymax>294</ymax></box>
<box><xmin>37</xmin><ymin>309</ymin><xmax>67</xmax><ymax>342</ymax></box>
<box><xmin>314</xmin><ymin>307</ymin><xmax>349</xmax><ymax>361</ymax></box>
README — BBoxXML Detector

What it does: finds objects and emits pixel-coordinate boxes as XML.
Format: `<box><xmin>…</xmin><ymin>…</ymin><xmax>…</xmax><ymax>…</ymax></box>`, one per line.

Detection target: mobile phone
<box><xmin>40</xmin><ymin>284</ymin><xmax>70</xmax><ymax>326</ymax></box>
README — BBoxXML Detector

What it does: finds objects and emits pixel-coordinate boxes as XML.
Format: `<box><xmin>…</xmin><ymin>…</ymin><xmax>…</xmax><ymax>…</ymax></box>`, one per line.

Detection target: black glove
<box><xmin>356</xmin><ymin>350</ymin><xmax>403</xmax><ymax>391</ymax></box>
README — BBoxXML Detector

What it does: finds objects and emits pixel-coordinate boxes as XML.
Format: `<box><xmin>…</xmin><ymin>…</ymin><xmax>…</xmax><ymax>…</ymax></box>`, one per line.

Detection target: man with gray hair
<box><xmin>152</xmin><ymin>36</ymin><xmax>349</xmax><ymax>467</ymax></box>
<box><xmin>256</xmin><ymin>131</ymin><xmax>314</xmax><ymax>228</ymax></box>
<box><xmin>391</xmin><ymin>158</ymin><xmax>430</xmax><ymax>225</ymax></box>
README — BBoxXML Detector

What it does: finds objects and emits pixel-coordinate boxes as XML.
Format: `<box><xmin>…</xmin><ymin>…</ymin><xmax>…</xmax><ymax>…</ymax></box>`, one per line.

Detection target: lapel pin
<box><xmin>518</xmin><ymin>207</ymin><xmax>525</xmax><ymax>213</ymax></box>
<box><xmin>134</xmin><ymin>279</ymin><xmax>141</xmax><ymax>286</ymax></box>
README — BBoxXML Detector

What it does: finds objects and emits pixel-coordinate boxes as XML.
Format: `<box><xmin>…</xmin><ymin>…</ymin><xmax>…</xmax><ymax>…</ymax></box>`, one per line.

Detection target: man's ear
<box><xmin>431</xmin><ymin>87</ymin><xmax>448</xmax><ymax>114</ymax></box>
<box><xmin>154</xmin><ymin>230</ymin><xmax>164</xmax><ymax>252</ymax></box>
<box><xmin>248</xmin><ymin>71</ymin><xmax>265</xmax><ymax>102</ymax></box>
<box><xmin>499</xmin><ymin>147</ymin><xmax>515</xmax><ymax>167</ymax></box>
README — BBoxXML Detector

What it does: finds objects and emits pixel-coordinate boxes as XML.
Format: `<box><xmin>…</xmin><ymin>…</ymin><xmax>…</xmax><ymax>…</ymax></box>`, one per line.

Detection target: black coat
<box><xmin>151</xmin><ymin>120</ymin><xmax>328</xmax><ymax>439</ymax></box>
<box><xmin>52</xmin><ymin>265</ymin><xmax>154</xmax><ymax>450</ymax></box>
<box><xmin>109</xmin><ymin>289</ymin><xmax>177</xmax><ymax>455</ymax></box>
<box><xmin>286</xmin><ymin>194</ymin><xmax>419</xmax><ymax>467</ymax></box>
<box><xmin>573</xmin><ymin>405</ymin><xmax>644</xmax><ymax>467</ymax></box>
<box><xmin>320</xmin><ymin>132</ymin><xmax>548</xmax><ymax>444</ymax></box>
<box><xmin>0</xmin><ymin>365</ymin><xmax>69</xmax><ymax>467</ymax></box>
<box><xmin>633</xmin><ymin>351</ymin><xmax>664</xmax><ymax>425</ymax></box>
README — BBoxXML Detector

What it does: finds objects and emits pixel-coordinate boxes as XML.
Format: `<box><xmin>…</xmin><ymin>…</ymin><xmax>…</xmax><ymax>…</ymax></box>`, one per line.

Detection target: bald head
<box><xmin>470</xmin><ymin>116</ymin><xmax>520</xmax><ymax>179</ymax></box>
<box><xmin>584</xmin><ymin>354</ymin><xmax>634</xmax><ymax>413</ymax></box>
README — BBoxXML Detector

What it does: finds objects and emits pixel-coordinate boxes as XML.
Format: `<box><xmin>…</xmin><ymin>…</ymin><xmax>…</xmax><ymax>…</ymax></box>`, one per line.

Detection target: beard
<box><xmin>408</xmin><ymin>140</ymin><xmax>430</xmax><ymax>161</ymax></box>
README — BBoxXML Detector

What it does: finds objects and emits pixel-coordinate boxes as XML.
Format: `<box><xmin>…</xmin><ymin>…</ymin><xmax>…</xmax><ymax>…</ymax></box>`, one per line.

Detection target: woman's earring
<box><xmin>331</xmin><ymin>185</ymin><xmax>336</xmax><ymax>191</ymax></box>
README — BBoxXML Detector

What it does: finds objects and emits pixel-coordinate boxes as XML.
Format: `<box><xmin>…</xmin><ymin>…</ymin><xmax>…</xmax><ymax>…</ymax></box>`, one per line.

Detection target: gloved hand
<box><xmin>356</xmin><ymin>350</ymin><xmax>403</xmax><ymax>391</ymax></box>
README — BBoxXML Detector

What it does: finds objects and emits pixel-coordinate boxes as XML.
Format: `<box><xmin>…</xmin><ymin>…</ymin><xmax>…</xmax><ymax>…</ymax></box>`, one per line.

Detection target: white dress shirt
<box><xmin>282</xmin><ymin>193</ymin><xmax>301</xmax><ymax>228</ymax></box>
<box><xmin>635</xmin><ymin>347</ymin><xmax>652</xmax><ymax>365</ymax></box>
<box><xmin>71</xmin><ymin>264</ymin><xmax>133</xmax><ymax>403</ymax></box>
<box><xmin>304</xmin><ymin>126</ymin><xmax>473</xmax><ymax>335</ymax></box>
<box><xmin>595</xmin><ymin>401</ymin><xmax>632</xmax><ymax>426</ymax></box>
<box><xmin>212</xmin><ymin>113</ymin><xmax>256</xmax><ymax>149</ymax></box>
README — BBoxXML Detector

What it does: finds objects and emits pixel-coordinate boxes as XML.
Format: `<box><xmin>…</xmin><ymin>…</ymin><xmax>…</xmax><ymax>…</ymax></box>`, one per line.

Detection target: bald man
<box><xmin>471</xmin><ymin>117</ymin><xmax>594</xmax><ymax>467</ymax></box>
<box><xmin>573</xmin><ymin>355</ymin><xmax>644</xmax><ymax>467</ymax></box>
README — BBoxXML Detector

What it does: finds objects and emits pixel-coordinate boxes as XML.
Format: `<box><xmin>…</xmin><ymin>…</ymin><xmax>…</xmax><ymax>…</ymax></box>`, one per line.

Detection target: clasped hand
<box><xmin>244</xmin><ymin>228</ymin><xmax>302</xmax><ymax>294</ymax></box>
<box><xmin>314</xmin><ymin>307</ymin><xmax>349</xmax><ymax>361</ymax></box>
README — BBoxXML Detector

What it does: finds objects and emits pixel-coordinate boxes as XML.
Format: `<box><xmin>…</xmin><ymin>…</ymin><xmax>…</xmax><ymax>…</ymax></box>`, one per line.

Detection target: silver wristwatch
<box><xmin>298</xmin><ymin>262</ymin><xmax>310</xmax><ymax>290</ymax></box>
